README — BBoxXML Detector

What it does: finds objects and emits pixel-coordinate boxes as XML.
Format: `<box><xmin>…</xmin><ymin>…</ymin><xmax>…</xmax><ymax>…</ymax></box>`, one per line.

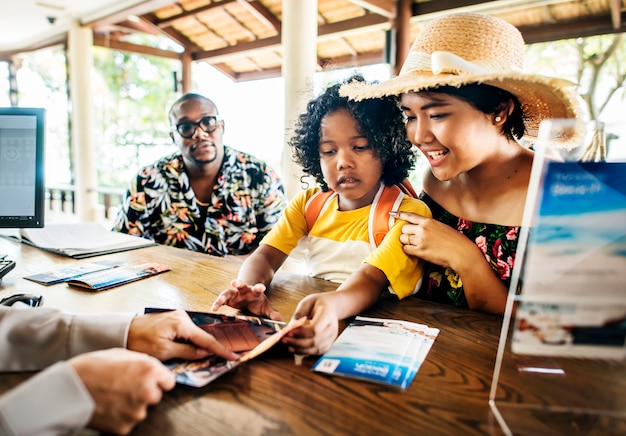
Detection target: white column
<box><xmin>281</xmin><ymin>0</ymin><xmax>318</xmax><ymax>199</ymax></box>
<box><xmin>68</xmin><ymin>20</ymin><xmax>98</xmax><ymax>222</ymax></box>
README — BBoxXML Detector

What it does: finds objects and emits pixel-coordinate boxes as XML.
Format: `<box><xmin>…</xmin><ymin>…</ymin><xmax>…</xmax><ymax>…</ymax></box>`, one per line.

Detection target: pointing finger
<box><xmin>389</xmin><ymin>210</ymin><xmax>427</xmax><ymax>225</ymax></box>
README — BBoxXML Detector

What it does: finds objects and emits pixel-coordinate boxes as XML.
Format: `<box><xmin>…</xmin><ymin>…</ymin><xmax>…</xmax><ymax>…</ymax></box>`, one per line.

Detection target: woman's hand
<box><xmin>392</xmin><ymin>211</ymin><xmax>475</xmax><ymax>271</ymax></box>
<box><xmin>392</xmin><ymin>211</ymin><xmax>508</xmax><ymax>314</ymax></box>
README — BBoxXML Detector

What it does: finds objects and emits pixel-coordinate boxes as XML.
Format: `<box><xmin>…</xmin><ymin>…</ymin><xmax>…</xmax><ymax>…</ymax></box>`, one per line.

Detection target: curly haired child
<box><xmin>212</xmin><ymin>74</ymin><xmax>431</xmax><ymax>354</ymax></box>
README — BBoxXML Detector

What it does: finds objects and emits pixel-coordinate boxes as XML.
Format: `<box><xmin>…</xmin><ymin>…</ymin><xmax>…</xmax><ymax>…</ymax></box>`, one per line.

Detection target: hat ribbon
<box><xmin>400</xmin><ymin>51</ymin><xmax>521</xmax><ymax>76</ymax></box>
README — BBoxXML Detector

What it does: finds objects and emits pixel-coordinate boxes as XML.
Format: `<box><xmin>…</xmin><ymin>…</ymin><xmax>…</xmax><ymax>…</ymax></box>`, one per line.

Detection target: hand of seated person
<box><xmin>211</xmin><ymin>279</ymin><xmax>282</xmax><ymax>321</ymax></box>
<box><xmin>127</xmin><ymin>309</ymin><xmax>239</xmax><ymax>361</ymax></box>
<box><xmin>282</xmin><ymin>293</ymin><xmax>339</xmax><ymax>355</ymax></box>
<box><xmin>68</xmin><ymin>348</ymin><xmax>175</xmax><ymax>435</ymax></box>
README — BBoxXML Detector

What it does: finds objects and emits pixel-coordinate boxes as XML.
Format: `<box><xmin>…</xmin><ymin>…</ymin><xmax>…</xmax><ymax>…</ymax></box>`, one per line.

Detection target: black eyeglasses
<box><xmin>175</xmin><ymin>116</ymin><xmax>220</xmax><ymax>138</ymax></box>
<box><xmin>0</xmin><ymin>293</ymin><xmax>44</xmax><ymax>307</ymax></box>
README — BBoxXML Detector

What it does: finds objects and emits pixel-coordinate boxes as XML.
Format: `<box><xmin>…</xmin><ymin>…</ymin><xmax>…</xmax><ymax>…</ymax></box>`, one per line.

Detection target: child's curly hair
<box><xmin>290</xmin><ymin>73</ymin><xmax>416</xmax><ymax>191</ymax></box>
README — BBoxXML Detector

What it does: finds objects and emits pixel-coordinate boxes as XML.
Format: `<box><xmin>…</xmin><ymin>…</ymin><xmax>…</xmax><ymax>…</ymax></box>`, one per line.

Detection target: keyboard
<box><xmin>0</xmin><ymin>256</ymin><xmax>16</xmax><ymax>281</ymax></box>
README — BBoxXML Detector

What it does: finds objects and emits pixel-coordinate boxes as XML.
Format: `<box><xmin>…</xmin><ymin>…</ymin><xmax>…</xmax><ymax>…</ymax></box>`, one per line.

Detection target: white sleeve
<box><xmin>0</xmin><ymin>362</ymin><xmax>94</xmax><ymax>436</ymax></box>
<box><xmin>0</xmin><ymin>306</ymin><xmax>135</xmax><ymax>371</ymax></box>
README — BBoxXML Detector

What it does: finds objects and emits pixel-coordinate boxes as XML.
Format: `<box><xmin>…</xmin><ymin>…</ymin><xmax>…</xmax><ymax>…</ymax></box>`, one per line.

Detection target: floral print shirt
<box><xmin>417</xmin><ymin>191</ymin><xmax>520</xmax><ymax>308</ymax></box>
<box><xmin>113</xmin><ymin>146</ymin><xmax>287</xmax><ymax>256</ymax></box>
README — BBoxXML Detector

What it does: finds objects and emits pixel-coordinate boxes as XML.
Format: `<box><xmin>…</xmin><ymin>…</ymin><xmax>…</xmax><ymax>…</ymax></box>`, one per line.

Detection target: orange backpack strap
<box><xmin>305</xmin><ymin>184</ymin><xmax>406</xmax><ymax>247</ymax></box>
<box><xmin>398</xmin><ymin>178</ymin><xmax>417</xmax><ymax>198</ymax></box>
<box><xmin>369</xmin><ymin>184</ymin><xmax>405</xmax><ymax>248</ymax></box>
<box><xmin>304</xmin><ymin>189</ymin><xmax>336</xmax><ymax>233</ymax></box>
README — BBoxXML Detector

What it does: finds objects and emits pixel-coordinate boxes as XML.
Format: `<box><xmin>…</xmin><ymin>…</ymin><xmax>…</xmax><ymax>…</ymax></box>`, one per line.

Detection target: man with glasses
<box><xmin>114</xmin><ymin>93</ymin><xmax>287</xmax><ymax>256</ymax></box>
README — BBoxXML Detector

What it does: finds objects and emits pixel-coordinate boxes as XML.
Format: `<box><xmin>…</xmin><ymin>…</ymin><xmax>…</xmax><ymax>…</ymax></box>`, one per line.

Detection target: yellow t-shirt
<box><xmin>261</xmin><ymin>185</ymin><xmax>432</xmax><ymax>299</ymax></box>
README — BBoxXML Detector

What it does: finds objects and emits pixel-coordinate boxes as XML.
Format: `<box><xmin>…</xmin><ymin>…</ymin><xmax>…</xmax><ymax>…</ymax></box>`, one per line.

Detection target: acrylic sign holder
<box><xmin>488</xmin><ymin>119</ymin><xmax>626</xmax><ymax>435</ymax></box>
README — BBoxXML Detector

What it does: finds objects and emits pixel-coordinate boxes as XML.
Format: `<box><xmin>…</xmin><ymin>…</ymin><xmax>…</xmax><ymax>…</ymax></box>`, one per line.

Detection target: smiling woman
<box><xmin>341</xmin><ymin>12</ymin><xmax>584</xmax><ymax>316</ymax></box>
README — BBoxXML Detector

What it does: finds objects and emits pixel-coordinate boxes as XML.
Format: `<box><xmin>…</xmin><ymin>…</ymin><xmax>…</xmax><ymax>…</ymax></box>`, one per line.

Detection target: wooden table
<box><xmin>4</xmin><ymin>237</ymin><xmax>618</xmax><ymax>435</ymax></box>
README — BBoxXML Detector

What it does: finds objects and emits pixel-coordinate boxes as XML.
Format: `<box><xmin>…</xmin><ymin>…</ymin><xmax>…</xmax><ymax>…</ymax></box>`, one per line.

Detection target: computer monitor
<box><xmin>0</xmin><ymin>107</ymin><xmax>45</xmax><ymax>229</ymax></box>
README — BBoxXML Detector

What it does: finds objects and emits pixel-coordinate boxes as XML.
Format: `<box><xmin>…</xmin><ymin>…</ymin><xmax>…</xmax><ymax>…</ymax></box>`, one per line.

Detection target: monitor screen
<box><xmin>0</xmin><ymin>107</ymin><xmax>45</xmax><ymax>228</ymax></box>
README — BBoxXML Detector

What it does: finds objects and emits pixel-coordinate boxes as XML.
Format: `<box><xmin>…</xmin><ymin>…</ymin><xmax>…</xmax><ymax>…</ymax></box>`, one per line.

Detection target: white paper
<box><xmin>19</xmin><ymin>222</ymin><xmax>155</xmax><ymax>257</ymax></box>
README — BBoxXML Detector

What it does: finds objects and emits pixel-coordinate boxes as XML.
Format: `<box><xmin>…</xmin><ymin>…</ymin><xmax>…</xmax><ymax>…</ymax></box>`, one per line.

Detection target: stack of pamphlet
<box><xmin>312</xmin><ymin>316</ymin><xmax>439</xmax><ymax>389</ymax></box>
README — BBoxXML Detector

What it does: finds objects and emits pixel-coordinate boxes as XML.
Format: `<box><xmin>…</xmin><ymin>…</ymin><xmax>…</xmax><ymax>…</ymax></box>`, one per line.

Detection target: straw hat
<box><xmin>340</xmin><ymin>13</ymin><xmax>584</xmax><ymax>143</ymax></box>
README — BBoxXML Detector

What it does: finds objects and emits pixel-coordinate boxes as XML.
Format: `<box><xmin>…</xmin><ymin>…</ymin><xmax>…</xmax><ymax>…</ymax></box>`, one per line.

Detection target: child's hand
<box><xmin>282</xmin><ymin>293</ymin><xmax>339</xmax><ymax>355</ymax></box>
<box><xmin>211</xmin><ymin>279</ymin><xmax>282</xmax><ymax>321</ymax></box>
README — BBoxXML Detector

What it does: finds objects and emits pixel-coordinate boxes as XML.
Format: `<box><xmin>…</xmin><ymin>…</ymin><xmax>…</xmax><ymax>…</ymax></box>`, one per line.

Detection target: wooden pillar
<box><xmin>181</xmin><ymin>49</ymin><xmax>192</xmax><ymax>94</ymax></box>
<box><xmin>281</xmin><ymin>0</ymin><xmax>318</xmax><ymax>199</ymax></box>
<box><xmin>67</xmin><ymin>20</ymin><xmax>98</xmax><ymax>222</ymax></box>
<box><xmin>394</xmin><ymin>0</ymin><xmax>412</xmax><ymax>75</ymax></box>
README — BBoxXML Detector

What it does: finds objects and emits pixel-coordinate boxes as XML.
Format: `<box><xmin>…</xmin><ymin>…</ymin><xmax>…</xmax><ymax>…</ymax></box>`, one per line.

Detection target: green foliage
<box><xmin>10</xmin><ymin>47</ymin><xmax>72</xmax><ymax>185</ymax></box>
<box><xmin>525</xmin><ymin>34</ymin><xmax>626</xmax><ymax>121</ymax></box>
<box><xmin>92</xmin><ymin>47</ymin><xmax>179</xmax><ymax>187</ymax></box>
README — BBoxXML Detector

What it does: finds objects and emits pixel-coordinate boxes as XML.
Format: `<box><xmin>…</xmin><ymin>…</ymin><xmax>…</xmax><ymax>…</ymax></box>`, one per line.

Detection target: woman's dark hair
<box><xmin>289</xmin><ymin>73</ymin><xmax>416</xmax><ymax>191</ymax></box>
<box><xmin>428</xmin><ymin>84</ymin><xmax>526</xmax><ymax>141</ymax></box>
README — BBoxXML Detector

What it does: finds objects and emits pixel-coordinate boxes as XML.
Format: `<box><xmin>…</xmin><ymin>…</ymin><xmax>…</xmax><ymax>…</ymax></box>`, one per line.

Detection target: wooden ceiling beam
<box><xmin>412</xmin><ymin>0</ymin><xmax>495</xmax><ymax>16</ymax></box>
<box><xmin>154</xmin><ymin>0</ymin><xmax>237</xmax><ymax>28</ymax></box>
<box><xmin>193</xmin><ymin>14</ymin><xmax>389</xmax><ymax>62</ymax></box>
<box><xmin>237</xmin><ymin>0</ymin><xmax>282</xmax><ymax>31</ymax></box>
<box><xmin>348</xmin><ymin>0</ymin><xmax>396</xmax><ymax>18</ymax></box>
<box><xmin>411</xmin><ymin>0</ymin><xmax>577</xmax><ymax>19</ymax></box>
<box><xmin>0</xmin><ymin>33</ymin><xmax>67</xmax><ymax>58</ymax></box>
<box><xmin>211</xmin><ymin>50</ymin><xmax>389</xmax><ymax>82</ymax></box>
<box><xmin>193</xmin><ymin>35</ymin><xmax>281</xmax><ymax>61</ymax></box>
<box><xmin>83</xmin><ymin>0</ymin><xmax>175</xmax><ymax>28</ymax></box>
<box><xmin>106</xmin><ymin>18</ymin><xmax>160</xmax><ymax>36</ymax></box>
<box><xmin>93</xmin><ymin>34</ymin><xmax>182</xmax><ymax>60</ymax></box>
<box><xmin>320</xmin><ymin>50</ymin><xmax>386</xmax><ymax>70</ymax></box>
<box><xmin>206</xmin><ymin>62</ymin><xmax>282</xmax><ymax>82</ymax></box>
<box><xmin>208</xmin><ymin>63</ymin><xmax>237</xmax><ymax>80</ymax></box>
<box><xmin>139</xmin><ymin>12</ymin><xmax>204</xmax><ymax>52</ymax></box>
<box><xmin>317</xmin><ymin>14</ymin><xmax>389</xmax><ymax>38</ymax></box>
<box><xmin>232</xmin><ymin>66</ymin><xmax>282</xmax><ymax>82</ymax></box>
<box><xmin>519</xmin><ymin>12</ymin><xmax>626</xmax><ymax>43</ymax></box>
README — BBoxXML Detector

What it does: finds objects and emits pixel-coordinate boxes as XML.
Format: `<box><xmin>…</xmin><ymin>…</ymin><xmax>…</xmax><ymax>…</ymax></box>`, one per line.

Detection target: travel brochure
<box><xmin>24</xmin><ymin>259</ymin><xmax>126</xmax><ymax>285</ymax></box>
<box><xmin>66</xmin><ymin>260</ymin><xmax>170</xmax><ymax>291</ymax></box>
<box><xmin>510</xmin><ymin>159</ymin><xmax>626</xmax><ymax>359</ymax></box>
<box><xmin>312</xmin><ymin>316</ymin><xmax>439</xmax><ymax>389</ymax></box>
<box><xmin>144</xmin><ymin>308</ymin><xmax>307</xmax><ymax>387</ymax></box>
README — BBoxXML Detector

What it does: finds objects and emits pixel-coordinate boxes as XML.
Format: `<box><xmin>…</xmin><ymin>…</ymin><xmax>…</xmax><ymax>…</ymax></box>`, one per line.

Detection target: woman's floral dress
<box><xmin>417</xmin><ymin>191</ymin><xmax>520</xmax><ymax>307</ymax></box>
